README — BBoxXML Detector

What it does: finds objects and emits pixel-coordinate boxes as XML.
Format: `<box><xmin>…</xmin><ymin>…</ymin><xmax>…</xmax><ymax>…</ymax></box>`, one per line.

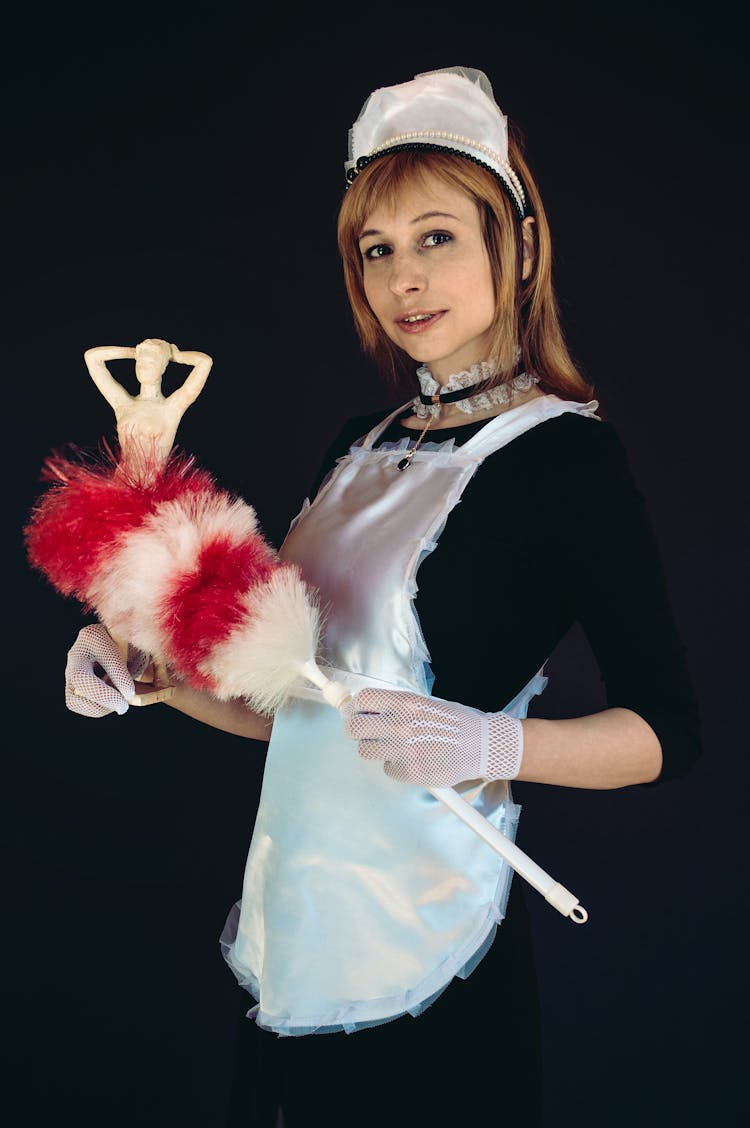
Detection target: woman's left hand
<box><xmin>343</xmin><ymin>687</ymin><xmax>523</xmax><ymax>787</ymax></box>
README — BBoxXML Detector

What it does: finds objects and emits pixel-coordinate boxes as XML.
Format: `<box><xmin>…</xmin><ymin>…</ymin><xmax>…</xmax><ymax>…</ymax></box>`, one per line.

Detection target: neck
<box><xmin>136</xmin><ymin>383</ymin><xmax>162</xmax><ymax>401</ymax></box>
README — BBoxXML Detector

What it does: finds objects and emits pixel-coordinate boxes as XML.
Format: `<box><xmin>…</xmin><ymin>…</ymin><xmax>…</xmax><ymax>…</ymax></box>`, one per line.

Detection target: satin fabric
<box><xmin>221</xmin><ymin>395</ymin><xmax>599</xmax><ymax>1035</ymax></box>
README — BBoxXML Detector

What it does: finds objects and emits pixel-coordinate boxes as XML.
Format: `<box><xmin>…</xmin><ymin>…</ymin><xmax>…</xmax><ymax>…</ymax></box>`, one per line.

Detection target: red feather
<box><xmin>161</xmin><ymin>533</ymin><xmax>280</xmax><ymax>685</ymax></box>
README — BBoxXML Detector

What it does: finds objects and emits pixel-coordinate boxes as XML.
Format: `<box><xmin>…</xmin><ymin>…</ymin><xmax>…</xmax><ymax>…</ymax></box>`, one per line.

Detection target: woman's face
<box><xmin>358</xmin><ymin>171</ymin><xmax>496</xmax><ymax>382</ymax></box>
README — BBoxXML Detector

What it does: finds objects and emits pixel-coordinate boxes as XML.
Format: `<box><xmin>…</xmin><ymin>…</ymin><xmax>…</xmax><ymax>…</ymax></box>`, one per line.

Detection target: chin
<box><xmin>405</xmin><ymin>347</ymin><xmax>441</xmax><ymax>365</ymax></box>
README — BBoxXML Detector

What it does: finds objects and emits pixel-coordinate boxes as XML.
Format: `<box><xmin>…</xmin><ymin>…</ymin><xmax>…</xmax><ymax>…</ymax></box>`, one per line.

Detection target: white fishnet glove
<box><xmin>64</xmin><ymin>623</ymin><xmax>150</xmax><ymax>718</ymax></box>
<box><xmin>344</xmin><ymin>688</ymin><xmax>523</xmax><ymax>787</ymax></box>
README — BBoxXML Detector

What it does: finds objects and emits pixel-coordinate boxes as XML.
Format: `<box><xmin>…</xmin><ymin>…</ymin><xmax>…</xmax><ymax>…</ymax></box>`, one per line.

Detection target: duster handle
<box><xmin>299</xmin><ymin>659</ymin><xmax>353</xmax><ymax>710</ymax></box>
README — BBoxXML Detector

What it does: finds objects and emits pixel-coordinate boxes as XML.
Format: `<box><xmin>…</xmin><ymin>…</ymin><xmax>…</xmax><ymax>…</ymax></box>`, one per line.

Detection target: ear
<box><xmin>521</xmin><ymin>217</ymin><xmax>536</xmax><ymax>280</ymax></box>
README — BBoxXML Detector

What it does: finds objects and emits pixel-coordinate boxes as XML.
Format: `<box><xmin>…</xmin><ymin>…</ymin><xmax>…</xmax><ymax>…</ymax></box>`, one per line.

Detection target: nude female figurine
<box><xmin>80</xmin><ymin>338</ymin><xmax>213</xmax><ymax>698</ymax></box>
<box><xmin>84</xmin><ymin>338</ymin><xmax>213</xmax><ymax>471</ymax></box>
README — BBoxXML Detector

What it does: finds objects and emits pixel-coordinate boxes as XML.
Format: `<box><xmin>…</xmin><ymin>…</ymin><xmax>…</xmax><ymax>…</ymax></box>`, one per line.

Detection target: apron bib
<box><xmin>221</xmin><ymin>395</ymin><xmax>599</xmax><ymax>1034</ymax></box>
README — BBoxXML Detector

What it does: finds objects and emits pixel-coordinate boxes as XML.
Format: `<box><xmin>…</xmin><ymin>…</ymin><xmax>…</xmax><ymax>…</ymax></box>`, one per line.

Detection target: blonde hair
<box><xmin>336</xmin><ymin>142</ymin><xmax>594</xmax><ymax>402</ymax></box>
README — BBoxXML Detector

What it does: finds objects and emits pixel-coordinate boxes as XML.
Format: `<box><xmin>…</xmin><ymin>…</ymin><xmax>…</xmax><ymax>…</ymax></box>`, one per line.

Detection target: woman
<box><xmin>61</xmin><ymin>67</ymin><xmax>701</xmax><ymax>1125</ymax></box>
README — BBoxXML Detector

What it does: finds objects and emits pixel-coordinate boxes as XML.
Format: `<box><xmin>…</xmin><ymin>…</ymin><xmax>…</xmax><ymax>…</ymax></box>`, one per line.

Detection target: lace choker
<box><xmin>412</xmin><ymin>362</ymin><xmax>539</xmax><ymax>419</ymax></box>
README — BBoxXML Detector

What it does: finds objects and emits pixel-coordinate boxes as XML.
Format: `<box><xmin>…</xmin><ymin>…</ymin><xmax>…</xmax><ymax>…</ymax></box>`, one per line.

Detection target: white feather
<box><xmin>202</xmin><ymin>566</ymin><xmax>322</xmax><ymax>712</ymax></box>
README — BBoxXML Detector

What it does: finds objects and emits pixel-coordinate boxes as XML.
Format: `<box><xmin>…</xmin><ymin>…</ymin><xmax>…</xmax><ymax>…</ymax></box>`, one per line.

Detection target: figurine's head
<box><xmin>134</xmin><ymin>338</ymin><xmax>172</xmax><ymax>386</ymax></box>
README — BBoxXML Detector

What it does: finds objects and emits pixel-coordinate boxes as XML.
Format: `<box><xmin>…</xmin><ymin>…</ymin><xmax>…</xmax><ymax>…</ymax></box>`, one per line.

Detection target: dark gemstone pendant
<box><xmin>396</xmin><ymin>456</ymin><xmax>411</xmax><ymax>471</ymax></box>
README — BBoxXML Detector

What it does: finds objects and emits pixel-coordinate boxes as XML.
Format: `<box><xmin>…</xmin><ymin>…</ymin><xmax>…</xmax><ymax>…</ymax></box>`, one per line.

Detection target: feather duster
<box><xmin>24</xmin><ymin>444</ymin><xmax>585</xmax><ymax>919</ymax></box>
<box><xmin>24</xmin><ymin>445</ymin><xmax>347</xmax><ymax>710</ymax></box>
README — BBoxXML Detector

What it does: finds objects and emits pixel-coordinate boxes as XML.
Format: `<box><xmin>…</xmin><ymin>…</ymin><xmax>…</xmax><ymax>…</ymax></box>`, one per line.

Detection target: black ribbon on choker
<box><xmin>418</xmin><ymin>379</ymin><xmax>492</xmax><ymax>406</ymax></box>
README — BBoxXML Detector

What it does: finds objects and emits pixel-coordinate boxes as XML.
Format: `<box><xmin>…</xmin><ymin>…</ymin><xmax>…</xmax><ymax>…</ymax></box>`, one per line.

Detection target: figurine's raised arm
<box><xmin>167</xmin><ymin>344</ymin><xmax>213</xmax><ymax>416</ymax></box>
<box><xmin>83</xmin><ymin>345</ymin><xmax>137</xmax><ymax>412</ymax></box>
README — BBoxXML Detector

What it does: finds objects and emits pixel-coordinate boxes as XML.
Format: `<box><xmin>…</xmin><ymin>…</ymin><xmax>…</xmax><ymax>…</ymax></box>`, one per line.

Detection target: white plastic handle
<box><xmin>429</xmin><ymin>786</ymin><xmax>587</xmax><ymax>922</ymax></box>
<box><xmin>300</xmin><ymin>660</ymin><xmax>354</xmax><ymax>710</ymax></box>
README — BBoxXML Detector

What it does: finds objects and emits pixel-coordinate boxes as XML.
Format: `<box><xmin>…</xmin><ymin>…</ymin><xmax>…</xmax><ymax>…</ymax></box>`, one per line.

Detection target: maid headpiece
<box><xmin>344</xmin><ymin>66</ymin><xmax>528</xmax><ymax>220</ymax></box>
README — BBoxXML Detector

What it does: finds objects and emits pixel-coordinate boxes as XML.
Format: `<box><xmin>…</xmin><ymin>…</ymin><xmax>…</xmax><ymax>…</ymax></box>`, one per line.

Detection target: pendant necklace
<box><xmin>396</xmin><ymin>413</ymin><xmax>436</xmax><ymax>471</ymax></box>
<box><xmin>396</xmin><ymin>378</ymin><xmax>492</xmax><ymax>471</ymax></box>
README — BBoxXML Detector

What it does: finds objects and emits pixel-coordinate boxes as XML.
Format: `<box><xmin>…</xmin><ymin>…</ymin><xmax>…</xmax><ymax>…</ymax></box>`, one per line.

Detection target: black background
<box><xmin>5</xmin><ymin>4</ymin><xmax>748</xmax><ymax>1125</ymax></box>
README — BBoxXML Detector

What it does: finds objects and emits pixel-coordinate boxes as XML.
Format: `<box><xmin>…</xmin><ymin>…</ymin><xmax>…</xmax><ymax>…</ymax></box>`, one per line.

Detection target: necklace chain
<box><xmin>396</xmin><ymin>414</ymin><xmax>435</xmax><ymax>472</ymax></box>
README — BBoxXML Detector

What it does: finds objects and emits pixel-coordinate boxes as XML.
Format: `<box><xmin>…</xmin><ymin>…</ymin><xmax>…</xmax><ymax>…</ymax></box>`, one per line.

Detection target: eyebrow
<box><xmin>358</xmin><ymin>211</ymin><xmax>461</xmax><ymax>241</ymax></box>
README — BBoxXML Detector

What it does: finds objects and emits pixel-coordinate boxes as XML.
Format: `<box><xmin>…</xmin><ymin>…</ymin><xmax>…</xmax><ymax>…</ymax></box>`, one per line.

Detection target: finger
<box><xmin>383</xmin><ymin>758</ymin><xmax>456</xmax><ymax>787</ymax></box>
<box><xmin>73</xmin><ymin>649</ymin><xmax>135</xmax><ymax>699</ymax></box>
<box><xmin>345</xmin><ymin>712</ymin><xmax>403</xmax><ymax>740</ymax></box>
<box><xmin>357</xmin><ymin>739</ymin><xmax>389</xmax><ymax>762</ymax></box>
<box><xmin>77</xmin><ymin>626</ymin><xmax>136</xmax><ymax>699</ymax></box>
<box><xmin>65</xmin><ymin>688</ymin><xmax>116</xmax><ymax>718</ymax></box>
<box><xmin>349</xmin><ymin>687</ymin><xmax>418</xmax><ymax>715</ymax></box>
<box><xmin>94</xmin><ymin>662</ymin><xmax>136</xmax><ymax>702</ymax></box>
<box><xmin>383</xmin><ymin>759</ymin><xmax>413</xmax><ymax>782</ymax></box>
<box><xmin>67</xmin><ymin>673</ymin><xmax>131</xmax><ymax>715</ymax></box>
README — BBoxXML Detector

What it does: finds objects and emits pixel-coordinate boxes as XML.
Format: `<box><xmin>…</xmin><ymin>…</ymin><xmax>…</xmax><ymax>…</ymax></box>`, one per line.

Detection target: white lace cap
<box><xmin>345</xmin><ymin>66</ymin><xmax>527</xmax><ymax>218</ymax></box>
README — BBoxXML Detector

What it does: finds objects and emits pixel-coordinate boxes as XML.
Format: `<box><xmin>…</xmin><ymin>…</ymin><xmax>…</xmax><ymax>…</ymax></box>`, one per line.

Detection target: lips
<box><xmin>395</xmin><ymin>310</ymin><xmax>446</xmax><ymax>335</ymax></box>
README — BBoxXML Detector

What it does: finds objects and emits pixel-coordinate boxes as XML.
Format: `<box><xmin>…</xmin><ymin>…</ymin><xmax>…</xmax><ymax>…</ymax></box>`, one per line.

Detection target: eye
<box><xmin>362</xmin><ymin>243</ymin><xmax>392</xmax><ymax>261</ymax></box>
<box><xmin>422</xmin><ymin>231</ymin><xmax>452</xmax><ymax>248</ymax></box>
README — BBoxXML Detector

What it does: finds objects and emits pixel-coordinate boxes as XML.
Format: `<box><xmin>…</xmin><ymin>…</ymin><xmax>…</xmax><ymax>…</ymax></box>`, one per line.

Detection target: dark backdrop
<box><xmin>5</xmin><ymin>5</ymin><xmax>748</xmax><ymax>1126</ymax></box>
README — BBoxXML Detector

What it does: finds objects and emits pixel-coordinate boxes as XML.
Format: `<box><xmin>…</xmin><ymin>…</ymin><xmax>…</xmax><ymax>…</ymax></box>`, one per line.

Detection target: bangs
<box><xmin>341</xmin><ymin>151</ymin><xmax>487</xmax><ymax>245</ymax></box>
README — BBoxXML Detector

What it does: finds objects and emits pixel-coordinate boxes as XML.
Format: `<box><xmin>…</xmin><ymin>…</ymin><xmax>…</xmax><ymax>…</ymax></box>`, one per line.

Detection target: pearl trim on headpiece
<box><xmin>368</xmin><ymin>131</ymin><xmax>526</xmax><ymax>211</ymax></box>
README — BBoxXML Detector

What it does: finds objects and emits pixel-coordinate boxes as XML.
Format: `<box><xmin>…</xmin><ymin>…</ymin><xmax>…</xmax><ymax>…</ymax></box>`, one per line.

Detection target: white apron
<box><xmin>221</xmin><ymin>394</ymin><xmax>599</xmax><ymax>1035</ymax></box>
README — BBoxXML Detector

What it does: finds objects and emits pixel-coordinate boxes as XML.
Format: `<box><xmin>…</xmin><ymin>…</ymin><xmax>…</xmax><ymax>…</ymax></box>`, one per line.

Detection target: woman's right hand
<box><xmin>64</xmin><ymin>623</ymin><xmax>142</xmax><ymax>717</ymax></box>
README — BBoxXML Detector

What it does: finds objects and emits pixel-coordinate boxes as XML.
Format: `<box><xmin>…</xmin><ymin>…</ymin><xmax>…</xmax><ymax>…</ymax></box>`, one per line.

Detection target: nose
<box><xmin>387</xmin><ymin>250</ymin><xmax>427</xmax><ymax>297</ymax></box>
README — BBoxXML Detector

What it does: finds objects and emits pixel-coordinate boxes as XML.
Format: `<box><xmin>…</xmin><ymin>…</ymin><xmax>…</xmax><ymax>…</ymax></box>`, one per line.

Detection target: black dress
<box><xmin>226</xmin><ymin>408</ymin><xmax>702</xmax><ymax>1127</ymax></box>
